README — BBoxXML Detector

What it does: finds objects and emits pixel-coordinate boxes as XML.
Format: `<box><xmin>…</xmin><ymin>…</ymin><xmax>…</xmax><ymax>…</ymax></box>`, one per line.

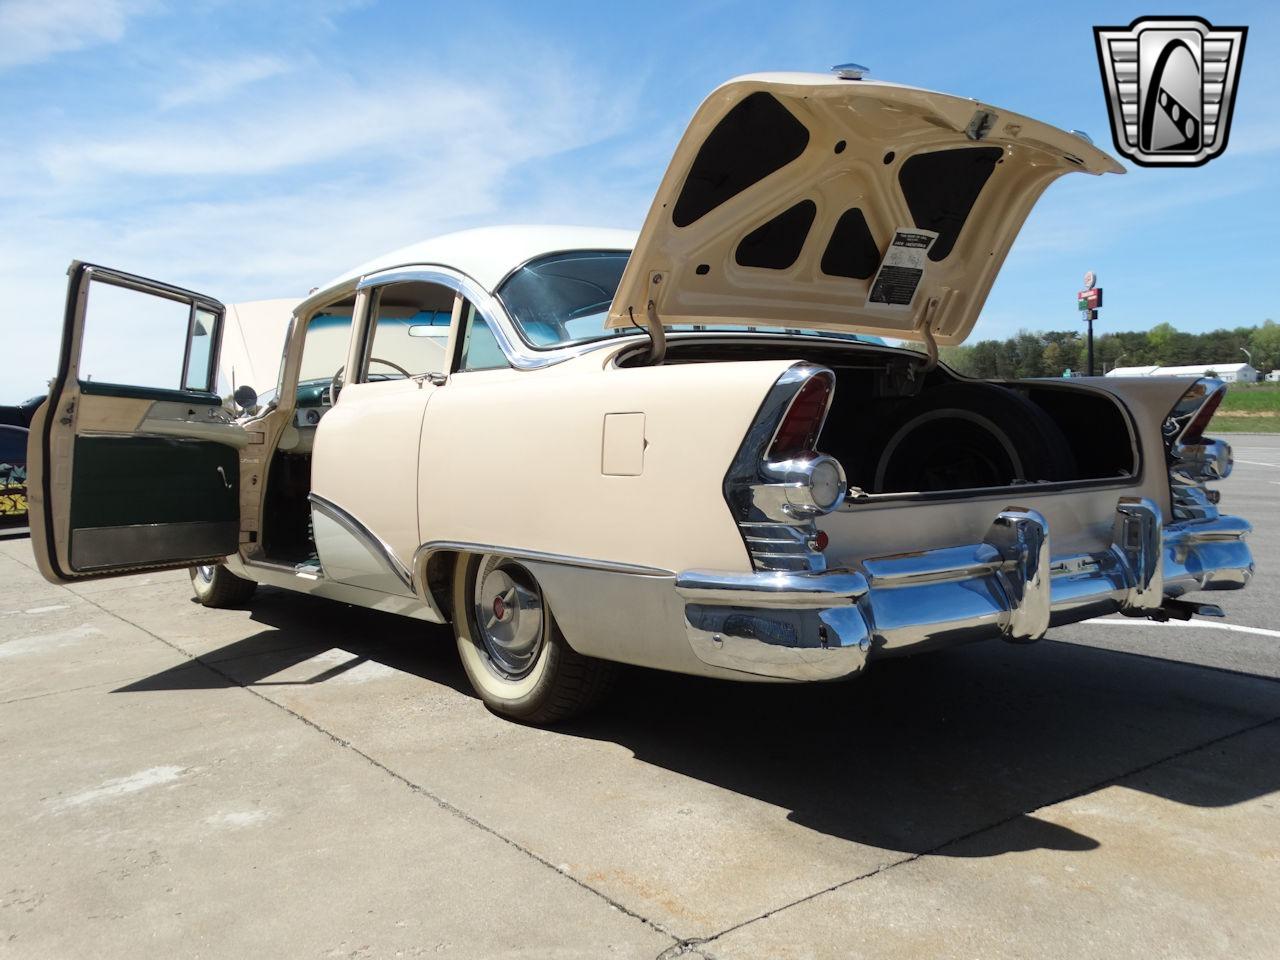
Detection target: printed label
<box><xmin>866</xmin><ymin>228</ymin><xmax>938</xmax><ymax>310</ymax></box>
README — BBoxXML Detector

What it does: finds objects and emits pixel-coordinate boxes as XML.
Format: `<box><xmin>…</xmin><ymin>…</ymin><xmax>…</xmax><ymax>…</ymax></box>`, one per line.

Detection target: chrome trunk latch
<box><xmin>986</xmin><ymin>507</ymin><xmax>1051</xmax><ymax>643</ymax></box>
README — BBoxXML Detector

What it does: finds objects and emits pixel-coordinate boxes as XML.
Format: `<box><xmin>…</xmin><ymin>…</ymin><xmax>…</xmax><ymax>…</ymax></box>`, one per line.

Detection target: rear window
<box><xmin>497</xmin><ymin>250</ymin><xmax>631</xmax><ymax>349</ymax></box>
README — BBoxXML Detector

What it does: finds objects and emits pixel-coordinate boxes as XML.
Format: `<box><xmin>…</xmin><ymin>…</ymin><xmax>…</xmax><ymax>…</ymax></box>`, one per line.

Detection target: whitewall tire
<box><xmin>451</xmin><ymin>553</ymin><xmax>616</xmax><ymax>724</ymax></box>
<box><xmin>190</xmin><ymin>563</ymin><xmax>258</xmax><ymax>608</ymax></box>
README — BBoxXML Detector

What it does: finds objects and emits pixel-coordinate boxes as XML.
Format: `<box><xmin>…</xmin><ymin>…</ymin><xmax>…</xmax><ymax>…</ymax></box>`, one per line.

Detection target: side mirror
<box><xmin>233</xmin><ymin>384</ymin><xmax>259</xmax><ymax>413</ymax></box>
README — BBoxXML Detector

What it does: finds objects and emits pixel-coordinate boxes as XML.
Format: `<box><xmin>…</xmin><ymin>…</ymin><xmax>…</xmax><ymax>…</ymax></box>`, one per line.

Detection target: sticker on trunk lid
<box><xmin>866</xmin><ymin>228</ymin><xmax>939</xmax><ymax>309</ymax></box>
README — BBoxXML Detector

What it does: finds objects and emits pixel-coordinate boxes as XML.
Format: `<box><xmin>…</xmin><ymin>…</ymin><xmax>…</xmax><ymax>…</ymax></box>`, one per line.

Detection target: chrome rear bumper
<box><xmin>675</xmin><ymin>497</ymin><xmax>1253</xmax><ymax>682</ymax></box>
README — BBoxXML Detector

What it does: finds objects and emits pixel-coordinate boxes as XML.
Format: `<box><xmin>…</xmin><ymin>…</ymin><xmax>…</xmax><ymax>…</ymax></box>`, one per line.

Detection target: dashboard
<box><xmin>278</xmin><ymin>379</ymin><xmax>332</xmax><ymax>453</ymax></box>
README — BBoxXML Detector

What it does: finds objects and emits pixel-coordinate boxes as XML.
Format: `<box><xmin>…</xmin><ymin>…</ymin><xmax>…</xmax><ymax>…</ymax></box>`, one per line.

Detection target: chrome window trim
<box><xmin>357</xmin><ymin>264</ymin><xmax>612</xmax><ymax>371</ymax></box>
<box><xmin>491</xmin><ymin>246</ymin><xmax>633</xmax><ymax>294</ymax></box>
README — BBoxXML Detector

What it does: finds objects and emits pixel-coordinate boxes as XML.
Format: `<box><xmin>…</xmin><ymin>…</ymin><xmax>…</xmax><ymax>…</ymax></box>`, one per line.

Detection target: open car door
<box><xmin>29</xmin><ymin>263</ymin><xmax>247</xmax><ymax>584</ymax></box>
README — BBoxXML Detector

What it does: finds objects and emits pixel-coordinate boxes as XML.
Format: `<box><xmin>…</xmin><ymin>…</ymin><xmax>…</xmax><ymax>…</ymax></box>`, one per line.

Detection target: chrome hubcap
<box><xmin>195</xmin><ymin>564</ymin><xmax>216</xmax><ymax>584</ymax></box>
<box><xmin>474</xmin><ymin>560</ymin><xmax>544</xmax><ymax>679</ymax></box>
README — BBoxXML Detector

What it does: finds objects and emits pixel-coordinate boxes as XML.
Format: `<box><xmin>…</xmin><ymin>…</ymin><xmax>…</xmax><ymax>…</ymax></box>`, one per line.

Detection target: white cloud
<box><xmin>43</xmin><ymin>81</ymin><xmax>508</xmax><ymax>179</ymax></box>
<box><xmin>1007</xmin><ymin>167</ymin><xmax>1260</xmax><ymax>261</ymax></box>
<box><xmin>0</xmin><ymin>0</ymin><xmax>150</xmax><ymax>69</ymax></box>
<box><xmin>0</xmin><ymin>54</ymin><xmax>649</xmax><ymax>401</ymax></box>
<box><xmin>158</xmin><ymin>54</ymin><xmax>292</xmax><ymax>110</ymax></box>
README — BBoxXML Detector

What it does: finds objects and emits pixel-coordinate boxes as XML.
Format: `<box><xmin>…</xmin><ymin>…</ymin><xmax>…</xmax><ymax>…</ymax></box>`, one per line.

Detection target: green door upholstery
<box><xmin>68</xmin><ymin>436</ymin><xmax>239</xmax><ymax>571</ymax></box>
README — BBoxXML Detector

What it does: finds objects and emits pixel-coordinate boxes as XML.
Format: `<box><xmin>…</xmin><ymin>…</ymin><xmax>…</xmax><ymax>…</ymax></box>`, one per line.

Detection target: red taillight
<box><xmin>1180</xmin><ymin>388</ymin><xmax>1224</xmax><ymax>444</ymax></box>
<box><xmin>769</xmin><ymin>373</ymin><xmax>833</xmax><ymax>459</ymax></box>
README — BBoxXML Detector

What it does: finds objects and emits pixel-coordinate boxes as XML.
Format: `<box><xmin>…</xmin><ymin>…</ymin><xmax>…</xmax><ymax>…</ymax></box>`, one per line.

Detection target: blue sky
<box><xmin>0</xmin><ymin>0</ymin><xmax>1275</xmax><ymax>401</ymax></box>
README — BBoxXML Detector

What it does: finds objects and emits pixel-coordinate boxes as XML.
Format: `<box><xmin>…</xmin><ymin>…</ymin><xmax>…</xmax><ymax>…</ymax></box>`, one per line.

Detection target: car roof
<box><xmin>322</xmin><ymin>225</ymin><xmax>638</xmax><ymax>295</ymax></box>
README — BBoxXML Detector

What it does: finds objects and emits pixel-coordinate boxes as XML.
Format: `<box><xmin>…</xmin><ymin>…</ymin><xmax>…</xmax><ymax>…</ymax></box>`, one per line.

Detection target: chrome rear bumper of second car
<box><xmin>675</xmin><ymin>497</ymin><xmax>1254</xmax><ymax>682</ymax></box>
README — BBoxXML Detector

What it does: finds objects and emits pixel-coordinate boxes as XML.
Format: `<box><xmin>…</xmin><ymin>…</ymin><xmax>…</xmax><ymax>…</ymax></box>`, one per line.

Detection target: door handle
<box><xmin>216</xmin><ymin>466</ymin><xmax>233</xmax><ymax>490</ymax></box>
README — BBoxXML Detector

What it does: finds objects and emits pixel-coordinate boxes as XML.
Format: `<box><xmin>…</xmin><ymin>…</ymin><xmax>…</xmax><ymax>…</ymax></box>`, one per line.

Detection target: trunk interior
<box><xmin>624</xmin><ymin>337</ymin><xmax>1138</xmax><ymax>498</ymax></box>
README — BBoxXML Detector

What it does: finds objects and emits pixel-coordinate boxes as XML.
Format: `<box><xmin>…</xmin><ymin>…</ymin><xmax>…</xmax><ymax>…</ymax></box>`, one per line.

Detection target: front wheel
<box><xmin>451</xmin><ymin>553</ymin><xmax>615</xmax><ymax>724</ymax></box>
<box><xmin>190</xmin><ymin>563</ymin><xmax>258</xmax><ymax>608</ymax></box>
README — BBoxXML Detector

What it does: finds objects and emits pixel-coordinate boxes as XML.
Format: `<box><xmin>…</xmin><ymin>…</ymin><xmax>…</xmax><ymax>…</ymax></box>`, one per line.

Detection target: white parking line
<box><xmin>1235</xmin><ymin>459</ymin><xmax>1280</xmax><ymax>468</ymax></box>
<box><xmin>1087</xmin><ymin>618</ymin><xmax>1280</xmax><ymax>639</ymax></box>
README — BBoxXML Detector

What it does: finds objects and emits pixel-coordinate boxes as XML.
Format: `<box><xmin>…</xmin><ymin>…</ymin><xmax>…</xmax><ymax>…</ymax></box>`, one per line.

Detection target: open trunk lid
<box><xmin>607</xmin><ymin>73</ymin><xmax>1123</xmax><ymax>345</ymax></box>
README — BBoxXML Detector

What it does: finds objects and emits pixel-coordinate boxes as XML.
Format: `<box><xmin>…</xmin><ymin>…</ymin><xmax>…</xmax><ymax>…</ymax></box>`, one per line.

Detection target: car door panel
<box><xmin>67</xmin><ymin>435</ymin><xmax>239</xmax><ymax>571</ymax></box>
<box><xmin>309</xmin><ymin>378</ymin><xmax>432</xmax><ymax>597</ymax></box>
<box><xmin>30</xmin><ymin>262</ymin><xmax>246</xmax><ymax>584</ymax></box>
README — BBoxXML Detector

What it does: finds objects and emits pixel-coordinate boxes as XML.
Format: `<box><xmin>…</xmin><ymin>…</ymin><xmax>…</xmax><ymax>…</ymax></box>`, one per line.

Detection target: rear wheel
<box><xmin>190</xmin><ymin>563</ymin><xmax>258</xmax><ymax>608</ymax></box>
<box><xmin>451</xmin><ymin>553</ymin><xmax>615</xmax><ymax>724</ymax></box>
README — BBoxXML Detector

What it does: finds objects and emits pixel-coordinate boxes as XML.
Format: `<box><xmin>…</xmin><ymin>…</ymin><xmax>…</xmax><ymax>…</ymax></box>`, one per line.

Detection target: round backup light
<box><xmin>771</xmin><ymin>454</ymin><xmax>848</xmax><ymax>516</ymax></box>
<box><xmin>810</xmin><ymin>457</ymin><xmax>845</xmax><ymax>511</ymax></box>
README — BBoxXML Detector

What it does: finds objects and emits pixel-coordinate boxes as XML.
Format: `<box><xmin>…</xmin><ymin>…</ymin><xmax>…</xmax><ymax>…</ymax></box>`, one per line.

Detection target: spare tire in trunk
<box><xmin>870</xmin><ymin>382</ymin><xmax>1078</xmax><ymax>493</ymax></box>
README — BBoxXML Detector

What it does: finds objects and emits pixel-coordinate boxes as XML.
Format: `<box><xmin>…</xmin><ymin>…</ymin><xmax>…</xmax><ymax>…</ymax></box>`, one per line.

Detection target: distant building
<box><xmin>1106</xmin><ymin>365</ymin><xmax>1162</xmax><ymax>377</ymax></box>
<box><xmin>1106</xmin><ymin>362</ymin><xmax>1259</xmax><ymax>383</ymax></box>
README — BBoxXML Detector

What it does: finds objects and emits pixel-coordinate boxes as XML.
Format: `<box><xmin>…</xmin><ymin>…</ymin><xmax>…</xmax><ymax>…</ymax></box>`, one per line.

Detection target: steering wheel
<box><xmin>328</xmin><ymin>357</ymin><xmax>414</xmax><ymax>406</ymax></box>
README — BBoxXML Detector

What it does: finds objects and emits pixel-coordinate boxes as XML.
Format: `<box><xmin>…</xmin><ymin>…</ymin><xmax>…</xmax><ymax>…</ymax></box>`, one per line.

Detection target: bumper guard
<box><xmin>676</xmin><ymin>497</ymin><xmax>1253</xmax><ymax>681</ymax></box>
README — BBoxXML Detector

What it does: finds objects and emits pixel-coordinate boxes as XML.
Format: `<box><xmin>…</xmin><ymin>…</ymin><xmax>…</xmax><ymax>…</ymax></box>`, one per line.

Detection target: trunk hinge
<box><xmin>629</xmin><ymin>280</ymin><xmax>667</xmax><ymax>366</ymax></box>
<box><xmin>917</xmin><ymin>298</ymin><xmax>941</xmax><ymax>375</ymax></box>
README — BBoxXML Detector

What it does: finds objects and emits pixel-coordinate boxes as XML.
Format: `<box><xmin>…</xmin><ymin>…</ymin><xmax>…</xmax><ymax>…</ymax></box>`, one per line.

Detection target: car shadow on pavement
<box><xmin>116</xmin><ymin>588</ymin><xmax>1280</xmax><ymax>859</ymax></box>
<box><xmin>114</xmin><ymin>586</ymin><xmax>471</xmax><ymax>697</ymax></box>
<box><xmin>559</xmin><ymin>636</ymin><xmax>1280</xmax><ymax>858</ymax></box>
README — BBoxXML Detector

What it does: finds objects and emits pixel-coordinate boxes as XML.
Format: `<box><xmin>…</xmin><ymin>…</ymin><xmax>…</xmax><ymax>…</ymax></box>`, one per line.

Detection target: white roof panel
<box><xmin>321</xmin><ymin>225</ymin><xmax>638</xmax><ymax>295</ymax></box>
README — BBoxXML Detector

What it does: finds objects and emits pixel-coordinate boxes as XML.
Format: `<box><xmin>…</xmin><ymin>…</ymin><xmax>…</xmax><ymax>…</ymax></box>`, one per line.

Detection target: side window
<box><xmin>456</xmin><ymin>302</ymin><xmax>510</xmax><ymax>372</ymax></box>
<box><xmin>78</xmin><ymin>277</ymin><xmax>219</xmax><ymax>394</ymax></box>
<box><xmin>298</xmin><ymin>305</ymin><xmax>356</xmax><ymax>387</ymax></box>
<box><xmin>360</xmin><ymin>280</ymin><xmax>457</xmax><ymax>382</ymax></box>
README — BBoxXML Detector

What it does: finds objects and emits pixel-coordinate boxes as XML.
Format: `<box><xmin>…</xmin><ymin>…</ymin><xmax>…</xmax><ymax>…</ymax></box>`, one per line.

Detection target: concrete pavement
<box><xmin>2</xmin><ymin>436</ymin><xmax>1278</xmax><ymax>958</ymax></box>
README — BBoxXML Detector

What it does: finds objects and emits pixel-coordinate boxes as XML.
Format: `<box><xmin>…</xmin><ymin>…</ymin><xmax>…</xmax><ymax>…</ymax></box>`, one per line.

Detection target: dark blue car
<box><xmin>0</xmin><ymin>396</ymin><xmax>42</xmax><ymax>529</ymax></box>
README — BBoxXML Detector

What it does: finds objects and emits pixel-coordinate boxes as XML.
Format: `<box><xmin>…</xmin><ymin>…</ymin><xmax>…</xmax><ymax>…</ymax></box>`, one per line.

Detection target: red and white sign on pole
<box><xmin>1077</xmin><ymin>271</ymin><xmax>1101</xmax><ymax>317</ymax></box>
<box><xmin>1078</xmin><ymin>271</ymin><xmax>1100</xmax><ymax>376</ymax></box>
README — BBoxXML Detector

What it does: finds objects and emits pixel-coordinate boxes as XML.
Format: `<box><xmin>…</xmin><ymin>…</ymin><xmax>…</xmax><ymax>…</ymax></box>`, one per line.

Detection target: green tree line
<box><xmin>928</xmin><ymin>319</ymin><xmax>1280</xmax><ymax>380</ymax></box>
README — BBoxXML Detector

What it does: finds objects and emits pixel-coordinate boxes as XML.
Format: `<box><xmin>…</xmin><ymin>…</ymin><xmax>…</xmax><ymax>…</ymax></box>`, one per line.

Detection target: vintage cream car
<box><xmin>29</xmin><ymin>73</ymin><xmax>1253</xmax><ymax>723</ymax></box>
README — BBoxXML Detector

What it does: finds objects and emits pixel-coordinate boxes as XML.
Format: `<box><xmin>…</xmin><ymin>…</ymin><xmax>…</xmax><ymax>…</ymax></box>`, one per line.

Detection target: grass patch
<box><xmin>1213</xmin><ymin>415</ymin><xmax>1280</xmax><ymax>433</ymax></box>
<box><xmin>1221</xmin><ymin>382</ymin><xmax>1280</xmax><ymax>413</ymax></box>
<box><xmin>1217</xmin><ymin>383</ymin><xmax>1280</xmax><ymax>431</ymax></box>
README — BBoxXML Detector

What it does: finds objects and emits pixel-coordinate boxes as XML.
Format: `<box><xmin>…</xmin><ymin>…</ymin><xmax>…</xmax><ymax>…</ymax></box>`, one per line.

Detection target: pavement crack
<box><xmin>53</xmin><ymin>576</ymin><xmax>1280</xmax><ymax>955</ymax></box>
<box><xmin>656</xmin><ymin>941</ymin><xmax>715</xmax><ymax>960</ymax></box>
<box><xmin>71</xmin><ymin>589</ymin><xmax>684</xmax><ymax>949</ymax></box>
<box><xmin>695</xmin><ymin>711</ymin><xmax>1280</xmax><ymax>948</ymax></box>
<box><xmin>0</xmin><ymin>680</ymin><xmax>118</xmax><ymax>707</ymax></box>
